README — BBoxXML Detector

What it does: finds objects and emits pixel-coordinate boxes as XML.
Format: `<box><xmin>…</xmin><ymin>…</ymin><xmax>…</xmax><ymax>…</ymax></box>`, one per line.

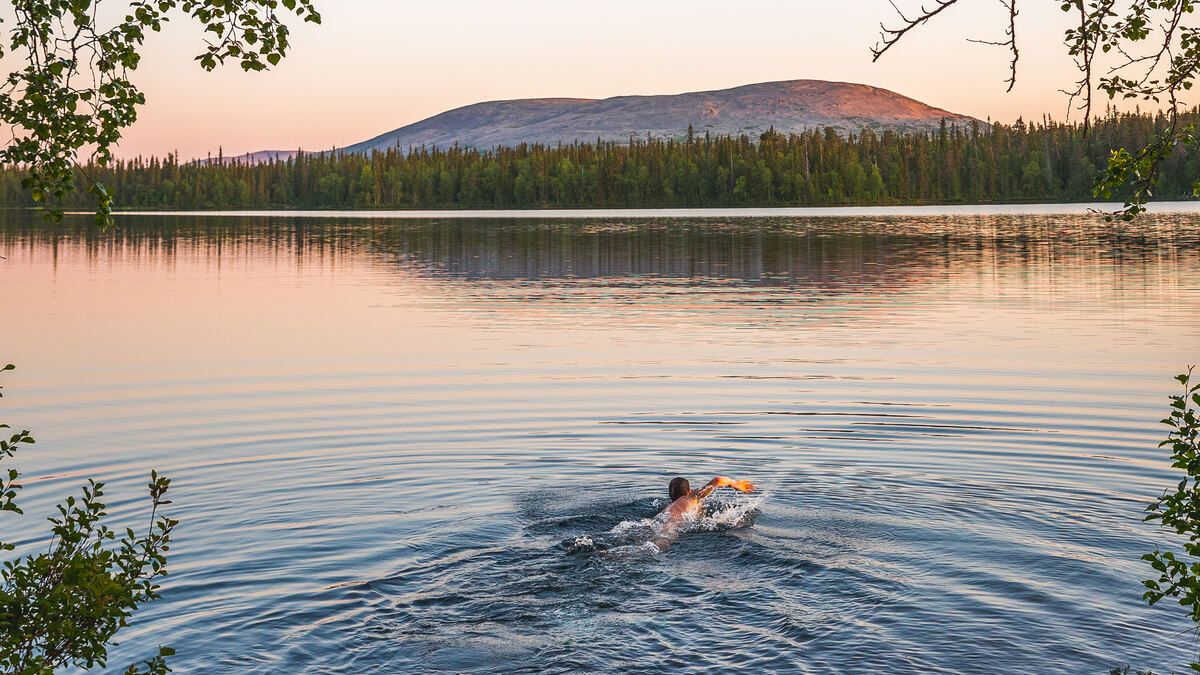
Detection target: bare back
<box><xmin>658</xmin><ymin>475</ymin><xmax>755</xmax><ymax>526</ymax></box>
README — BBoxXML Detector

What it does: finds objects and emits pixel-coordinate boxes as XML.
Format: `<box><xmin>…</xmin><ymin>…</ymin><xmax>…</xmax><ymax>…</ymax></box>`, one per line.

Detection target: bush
<box><xmin>0</xmin><ymin>364</ymin><xmax>177</xmax><ymax>674</ymax></box>
<box><xmin>1143</xmin><ymin>366</ymin><xmax>1200</xmax><ymax>672</ymax></box>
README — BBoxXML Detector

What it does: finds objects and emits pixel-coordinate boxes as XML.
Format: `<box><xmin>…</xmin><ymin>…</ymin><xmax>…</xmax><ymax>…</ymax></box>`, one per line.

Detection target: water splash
<box><xmin>564</xmin><ymin>491</ymin><xmax>766</xmax><ymax>555</ymax></box>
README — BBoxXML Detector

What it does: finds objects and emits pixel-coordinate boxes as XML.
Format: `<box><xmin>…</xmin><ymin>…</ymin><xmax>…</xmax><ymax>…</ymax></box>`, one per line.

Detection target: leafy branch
<box><xmin>0</xmin><ymin>0</ymin><xmax>322</xmax><ymax>228</ymax></box>
<box><xmin>873</xmin><ymin>0</ymin><xmax>1200</xmax><ymax>220</ymax></box>
<box><xmin>1143</xmin><ymin>367</ymin><xmax>1200</xmax><ymax>672</ymax></box>
<box><xmin>0</xmin><ymin>364</ymin><xmax>179</xmax><ymax>674</ymax></box>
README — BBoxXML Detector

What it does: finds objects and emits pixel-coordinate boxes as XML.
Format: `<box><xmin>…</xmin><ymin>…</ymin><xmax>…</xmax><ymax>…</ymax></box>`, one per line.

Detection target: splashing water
<box><xmin>691</xmin><ymin>490</ymin><xmax>766</xmax><ymax>531</ymax></box>
<box><xmin>565</xmin><ymin>491</ymin><xmax>767</xmax><ymax>556</ymax></box>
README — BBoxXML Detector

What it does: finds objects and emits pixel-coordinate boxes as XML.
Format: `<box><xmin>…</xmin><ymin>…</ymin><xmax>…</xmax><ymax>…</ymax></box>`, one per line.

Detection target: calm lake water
<box><xmin>2</xmin><ymin>208</ymin><xmax>1199</xmax><ymax>673</ymax></box>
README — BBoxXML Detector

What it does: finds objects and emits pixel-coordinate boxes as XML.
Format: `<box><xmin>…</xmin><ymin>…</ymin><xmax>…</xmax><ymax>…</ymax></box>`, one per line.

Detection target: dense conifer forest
<box><xmin>2</xmin><ymin>109</ymin><xmax>1197</xmax><ymax>210</ymax></box>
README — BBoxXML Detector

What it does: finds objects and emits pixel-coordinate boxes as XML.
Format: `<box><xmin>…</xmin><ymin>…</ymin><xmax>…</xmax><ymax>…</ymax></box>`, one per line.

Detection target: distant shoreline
<box><xmin>45</xmin><ymin>200</ymin><xmax>1200</xmax><ymax>219</ymax></box>
<box><xmin>7</xmin><ymin>111</ymin><xmax>1196</xmax><ymax>214</ymax></box>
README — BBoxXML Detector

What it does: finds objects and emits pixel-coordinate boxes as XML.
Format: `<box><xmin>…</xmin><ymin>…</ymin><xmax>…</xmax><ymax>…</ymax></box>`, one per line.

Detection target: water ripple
<box><xmin>1</xmin><ymin>212</ymin><xmax>1198</xmax><ymax>673</ymax></box>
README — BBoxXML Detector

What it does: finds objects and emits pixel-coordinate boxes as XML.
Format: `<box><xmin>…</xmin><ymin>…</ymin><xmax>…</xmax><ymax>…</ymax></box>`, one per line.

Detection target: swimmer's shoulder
<box><xmin>664</xmin><ymin>494</ymin><xmax>699</xmax><ymax>520</ymax></box>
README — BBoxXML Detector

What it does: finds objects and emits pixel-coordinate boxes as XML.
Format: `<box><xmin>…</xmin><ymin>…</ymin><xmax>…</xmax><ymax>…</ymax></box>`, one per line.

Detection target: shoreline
<box><xmin>50</xmin><ymin>200</ymin><xmax>1200</xmax><ymax>219</ymax></box>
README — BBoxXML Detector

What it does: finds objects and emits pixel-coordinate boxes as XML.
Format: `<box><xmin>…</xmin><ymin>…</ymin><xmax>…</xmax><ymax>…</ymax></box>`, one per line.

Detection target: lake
<box><xmin>2</xmin><ymin>207</ymin><xmax>1199</xmax><ymax>673</ymax></box>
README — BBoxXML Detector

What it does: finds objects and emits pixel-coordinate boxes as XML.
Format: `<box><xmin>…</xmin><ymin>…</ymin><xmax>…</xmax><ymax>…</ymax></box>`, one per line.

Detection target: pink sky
<box><xmin>94</xmin><ymin>1</ymin><xmax>1200</xmax><ymax>160</ymax></box>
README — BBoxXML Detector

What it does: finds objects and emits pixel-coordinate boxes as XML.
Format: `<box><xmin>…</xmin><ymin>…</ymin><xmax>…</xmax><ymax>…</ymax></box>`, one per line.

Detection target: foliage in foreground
<box><xmin>0</xmin><ymin>364</ymin><xmax>177</xmax><ymax>674</ymax></box>
<box><xmin>874</xmin><ymin>0</ymin><xmax>1200</xmax><ymax>220</ymax></box>
<box><xmin>0</xmin><ymin>0</ymin><xmax>320</xmax><ymax>227</ymax></box>
<box><xmin>1143</xmin><ymin>367</ymin><xmax>1200</xmax><ymax>672</ymax></box>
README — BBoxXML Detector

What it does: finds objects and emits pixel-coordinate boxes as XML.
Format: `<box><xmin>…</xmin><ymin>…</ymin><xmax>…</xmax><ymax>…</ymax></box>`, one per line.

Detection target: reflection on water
<box><xmin>2</xmin><ymin>211</ymin><xmax>1199</xmax><ymax>673</ymax></box>
<box><xmin>6</xmin><ymin>213</ymin><xmax>1195</xmax><ymax>284</ymax></box>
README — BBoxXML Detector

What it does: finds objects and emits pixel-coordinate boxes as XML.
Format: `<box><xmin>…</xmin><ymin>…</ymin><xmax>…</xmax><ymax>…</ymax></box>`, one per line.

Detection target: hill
<box><xmin>336</xmin><ymin>79</ymin><xmax>977</xmax><ymax>155</ymax></box>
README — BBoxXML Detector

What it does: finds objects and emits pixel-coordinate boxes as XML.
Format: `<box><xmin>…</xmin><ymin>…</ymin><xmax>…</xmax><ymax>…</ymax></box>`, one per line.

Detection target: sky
<box><xmin>71</xmin><ymin>0</ymin><xmax>1200</xmax><ymax>160</ymax></box>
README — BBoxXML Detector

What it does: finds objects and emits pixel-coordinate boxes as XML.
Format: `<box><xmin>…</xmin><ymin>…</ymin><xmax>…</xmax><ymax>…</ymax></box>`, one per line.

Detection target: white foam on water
<box><xmin>599</xmin><ymin>491</ymin><xmax>767</xmax><ymax>554</ymax></box>
<box><xmin>608</xmin><ymin>518</ymin><xmax>655</xmax><ymax>536</ymax></box>
<box><xmin>605</xmin><ymin>541</ymin><xmax>663</xmax><ymax>558</ymax></box>
<box><xmin>691</xmin><ymin>491</ymin><xmax>767</xmax><ymax>532</ymax></box>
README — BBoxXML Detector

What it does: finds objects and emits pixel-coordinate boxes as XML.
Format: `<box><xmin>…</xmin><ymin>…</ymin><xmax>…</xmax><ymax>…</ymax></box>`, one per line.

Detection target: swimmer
<box><xmin>661</xmin><ymin>475</ymin><xmax>755</xmax><ymax>523</ymax></box>
<box><xmin>601</xmin><ymin>476</ymin><xmax>757</xmax><ymax>553</ymax></box>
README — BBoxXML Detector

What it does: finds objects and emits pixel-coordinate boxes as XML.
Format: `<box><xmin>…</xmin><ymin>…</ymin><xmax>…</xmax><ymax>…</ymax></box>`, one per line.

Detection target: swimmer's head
<box><xmin>669</xmin><ymin>477</ymin><xmax>690</xmax><ymax>501</ymax></box>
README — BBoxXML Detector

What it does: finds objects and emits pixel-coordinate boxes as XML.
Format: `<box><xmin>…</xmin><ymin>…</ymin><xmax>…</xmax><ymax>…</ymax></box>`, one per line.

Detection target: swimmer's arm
<box><xmin>691</xmin><ymin>476</ymin><xmax>755</xmax><ymax>501</ymax></box>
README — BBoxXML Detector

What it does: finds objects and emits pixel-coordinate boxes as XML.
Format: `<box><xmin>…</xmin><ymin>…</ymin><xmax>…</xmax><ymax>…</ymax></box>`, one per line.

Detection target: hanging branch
<box><xmin>874</xmin><ymin>0</ymin><xmax>1021</xmax><ymax>93</ymax></box>
<box><xmin>1061</xmin><ymin>0</ymin><xmax>1112</xmax><ymax>131</ymax></box>
<box><xmin>871</xmin><ymin>0</ymin><xmax>966</xmax><ymax>62</ymax></box>
<box><xmin>966</xmin><ymin>0</ymin><xmax>1020</xmax><ymax>92</ymax></box>
<box><xmin>873</xmin><ymin>0</ymin><xmax>1199</xmax><ymax>220</ymax></box>
<box><xmin>0</xmin><ymin>1</ymin><xmax>322</xmax><ymax>228</ymax></box>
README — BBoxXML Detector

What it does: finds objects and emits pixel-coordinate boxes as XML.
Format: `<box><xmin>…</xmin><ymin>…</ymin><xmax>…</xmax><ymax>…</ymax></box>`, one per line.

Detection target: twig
<box><xmin>871</xmin><ymin>0</ymin><xmax>966</xmax><ymax>62</ymax></box>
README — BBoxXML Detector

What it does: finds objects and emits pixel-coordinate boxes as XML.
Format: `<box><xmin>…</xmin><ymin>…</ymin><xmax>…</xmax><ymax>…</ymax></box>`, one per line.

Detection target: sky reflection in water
<box><xmin>1</xmin><ymin>211</ymin><xmax>1199</xmax><ymax>673</ymax></box>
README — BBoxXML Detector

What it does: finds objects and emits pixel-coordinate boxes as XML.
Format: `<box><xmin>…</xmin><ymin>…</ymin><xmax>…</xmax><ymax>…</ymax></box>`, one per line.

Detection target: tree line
<box><xmin>2</xmin><ymin>109</ymin><xmax>1197</xmax><ymax>211</ymax></box>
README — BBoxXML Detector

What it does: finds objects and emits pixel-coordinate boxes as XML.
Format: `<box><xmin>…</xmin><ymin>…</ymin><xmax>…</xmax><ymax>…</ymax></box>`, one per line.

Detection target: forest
<box><xmin>1</xmin><ymin>109</ymin><xmax>1196</xmax><ymax>210</ymax></box>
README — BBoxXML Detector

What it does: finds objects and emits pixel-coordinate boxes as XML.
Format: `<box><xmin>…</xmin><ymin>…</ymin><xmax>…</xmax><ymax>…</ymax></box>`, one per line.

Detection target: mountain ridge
<box><xmin>222</xmin><ymin>79</ymin><xmax>979</xmax><ymax>162</ymax></box>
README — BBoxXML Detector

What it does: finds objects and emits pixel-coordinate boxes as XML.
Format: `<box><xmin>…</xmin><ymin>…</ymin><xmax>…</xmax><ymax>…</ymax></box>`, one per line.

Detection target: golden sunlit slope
<box><xmin>335</xmin><ymin>79</ymin><xmax>978</xmax><ymax>154</ymax></box>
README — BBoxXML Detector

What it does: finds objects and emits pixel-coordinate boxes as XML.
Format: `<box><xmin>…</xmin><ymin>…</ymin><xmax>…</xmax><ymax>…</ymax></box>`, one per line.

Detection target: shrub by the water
<box><xmin>0</xmin><ymin>364</ymin><xmax>177</xmax><ymax>674</ymax></box>
<box><xmin>1142</xmin><ymin>366</ymin><xmax>1200</xmax><ymax>672</ymax></box>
